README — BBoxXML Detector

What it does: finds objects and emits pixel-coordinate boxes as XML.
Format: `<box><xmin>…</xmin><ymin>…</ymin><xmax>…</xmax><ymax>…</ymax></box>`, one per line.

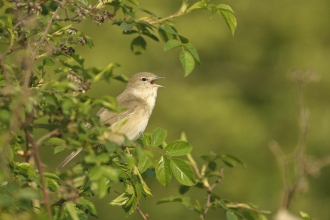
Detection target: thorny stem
<box><xmin>136</xmin><ymin>202</ymin><xmax>149</xmax><ymax>220</ymax></box>
<box><xmin>202</xmin><ymin>168</ymin><xmax>223</xmax><ymax>219</ymax></box>
<box><xmin>25</xmin><ymin>128</ymin><xmax>52</xmax><ymax>219</ymax></box>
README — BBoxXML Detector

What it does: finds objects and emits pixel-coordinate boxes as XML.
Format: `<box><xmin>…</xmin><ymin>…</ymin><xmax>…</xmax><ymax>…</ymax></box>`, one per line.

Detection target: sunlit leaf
<box><xmin>98</xmin><ymin>176</ymin><xmax>108</xmax><ymax>198</ymax></box>
<box><xmin>138</xmin><ymin>154</ymin><xmax>152</xmax><ymax>173</ymax></box>
<box><xmin>183</xmin><ymin>43</ymin><xmax>201</xmax><ymax>64</ymax></box>
<box><xmin>88</xmin><ymin>166</ymin><xmax>103</xmax><ymax>181</ymax></box>
<box><xmin>159</xmin><ymin>24</ymin><xmax>177</xmax><ymax>35</ymax></box>
<box><xmin>157</xmin><ymin>196</ymin><xmax>183</xmax><ymax>204</ymax></box>
<box><xmin>156</xmin><ymin>156</ymin><xmax>172</xmax><ymax>186</ymax></box>
<box><xmin>218</xmin><ymin>8</ymin><xmax>237</xmax><ymax>36</ymax></box>
<box><xmin>169</xmin><ymin>158</ymin><xmax>195</xmax><ymax>186</ymax></box>
<box><xmin>164</xmin><ymin>141</ymin><xmax>192</xmax><ymax>156</ymax></box>
<box><xmin>164</xmin><ymin>39</ymin><xmax>182</xmax><ymax>51</ymax></box>
<box><xmin>179</xmin><ymin>50</ymin><xmax>195</xmax><ymax>76</ymax></box>
<box><xmin>110</xmin><ymin>193</ymin><xmax>130</xmax><ymax>206</ymax></box>
<box><xmin>100</xmin><ymin>165</ymin><xmax>118</xmax><ymax>181</ymax></box>
<box><xmin>151</xmin><ymin>127</ymin><xmax>167</xmax><ymax>147</ymax></box>
<box><xmin>54</xmin><ymin>145</ymin><xmax>67</xmax><ymax>154</ymax></box>
<box><xmin>226</xmin><ymin>210</ymin><xmax>238</xmax><ymax>220</ymax></box>
<box><xmin>300</xmin><ymin>211</ymin><xmax>312</xmax><ymax>220</ymax></box>
<box><xmin>65</xmin><ymin>202</ymin><xmax>79</xmax><ymax>220</ymax></box>
<box><xmin>217</xmin><ymin>4</ymin><xmax>234</xmax><ymax>13</ymax></box>
<box><xmin>77</xmin><ymin>197</ymin><xmax>97</xmax><ymax>217</ymax></box>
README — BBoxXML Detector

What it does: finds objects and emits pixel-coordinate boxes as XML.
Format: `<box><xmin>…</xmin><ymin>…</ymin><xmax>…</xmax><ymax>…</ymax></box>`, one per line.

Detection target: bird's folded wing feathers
<box><xmin>57</xmin><ymin>93</ymin><xmax>146</xmax><ymax>169</ymax></box>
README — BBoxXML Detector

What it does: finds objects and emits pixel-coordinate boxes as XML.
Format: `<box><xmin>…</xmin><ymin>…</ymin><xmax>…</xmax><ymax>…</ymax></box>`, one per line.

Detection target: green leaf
<box><xmin>217</xmin><ymin>4</ymin><xmax>234</xmax><ymax>13</ymax></box>
<box><xmin>183</xmin><ymin>43</ymin><xmax>201</xmax><ymax>64</ymax></box>
<box><xmin>120</xmin><ymin>21</ymin><xmax>134</xmax><ymax>31</ymax></box>
<box><xmin>43</xmin><ymin>58</ymin><xmax>55</xmax><ymax>66</ymax></box>
<box><xmin>65</xmin><ymin>202</ymin><xmax>79</xmax><ymax>220</ymax></box>
<box><xmin>159</xmin><ymin>24</ymin><xmax>177</xmax><ymax>35</ymax></box>
<box><xmin>46</xmin><ymin>178</ymin><xmax>59</xmax><ymax>191</ymax></box>
<box><xmin>85</xmin><ymin>35</ymin><xmax>94</xmax><ymax>48</ymax></box>
<box><xmin>138</xmin><ymin>154</ymin><xmax>152</xmax><ymax>173</ymax></box>
<box><xmin>76</xmin><ymin>0</ymin><xmax>89</xmax><ymax>6</ymax></box>
<box><xmin>179</xmin><ymin>185</ymin><xmax>190</xmax><ymax>195</ymax></box>
<box><xmin>45</xmin><ymin>137</ymin><xmax>65</xmax><ymax>146</ymax></box>
<box><xmin>54</xmin><ymin>145</ymin><xmax>67</xmax><ymax>154</ymax></box>
<box><xmin>164</xmin><ymin>39</ymin><xmax>182</xmax><ymax>51</ymax></box>
<box><xmin>179</xmin><ymin>50</ymin><xmax>195</xmax><ymax>76</ymax></box>
<box><xmin>157</xmin><ymin>196</ymin><xmax>183</xmax><ymax>204</ymax></box>
<box><xmin>187</xmin><ymin>1</ymin><xmax>207</xmax><ymax>12</ymax></box>
<box><xmin>156</xmin><ymin>156</ymin><xmax>172</xmax><ymax>186</ymax></box>
<box><xmin>100</xmin><ymin>165</ymin><xmax>118</xmax><ymax>181</ymax></box>
<box><xmin>158</xmin><ymin>28</ymin><xmax>172</xmax><ymax>42</ymax></box>
<box><xmin>142</xmin><ymin>32</ymin><xmax>159</xmax><ymax>41</ymax></box>
<box><xmin>139</xmin><ymin>8</ymin><xmax>157</xmax><ymax>17</ymax></box>
<box><xmin>164</xmin><ymin>141</ymin><xmax>192</xmax><ymax>156</ymax></box>
<box><xmin>170</xmin><ymin>158</ymin><xmax>195</xmax><ymax>186</ymax></box>
<box><xmin>221</xmin><ymin>154</ymin><xmax>244</xmax><ymax>167</ymax></box>
<box><xmin>88</xmin><ymin>166</ymin><xmax>103</xmax><ymax>181</ymax></box>
<box><xmin>93</xmin><ymin>63</ymin><xmax>119</xmax><ymax>83</ymax></box>
<box><xmin>84</xmin><ymin>154</ymin><xmax>97</xmax><ymax>164</ymax></box>
<box><xmin>210</xmin><ymin>6</ymin><xmax>217</xmax><ymax>19</ymax></box>
<box><xmin>128</xmin><ymin>0</ymin><xmax>138</xmax><ymax>6</ymax></box>
<box><xmin>300</xmin><ymin>211</ymin><xmax>312</xmax><ymax>220</ymax></box>
<box><xmin>151</xmin><ymin>127</ymin><xmax>167</xmax><ymax>147</ymax></box>
<box><xmin>77</xmin><ymin>197</ymin><xmax>97</xmax><ymax>217</ymax></box>
<box><xmin>105</xmin><ymin>142</ymin><xmax>119</xmax><ymax>152</ymax></box>
<box><xmin>7</xmin><ymin>15</ymin><xmax>12</xmax><ymax>28</ymax></box>
<box><xmin>98</xmin><ymin>176</ymin><xmax>108</xmax><ymax>198</ymax></box>
<box><xmin>226</xmin><ymin>210</ymin><xmax>238</xmax><ymax>220</ymax></box>
<box><xmin>218</xmin><ymin>9</ymin><xmax>237</xmax><ymax>36</ymax></box>
<box><xmin>44</xmin><ymin>172</ymin><xmax>61</xmax><ymax>181</ymax></box>
<box><xmin>130</xmin><ymin>36</ymin><xmax>147</xmax><ymax>55</ymax></box>
<box><xmin>96</xmin><ymin>153</ymin><xmax>109</xmax><ymax>163</ymax></box>
<box><xmin>110</xmin><ymin>193</ymin><xmax>130</xmax><ymax>206</ymax></box>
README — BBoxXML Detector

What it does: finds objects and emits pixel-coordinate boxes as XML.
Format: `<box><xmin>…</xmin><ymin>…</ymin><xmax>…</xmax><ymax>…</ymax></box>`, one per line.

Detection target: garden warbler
<box><xmin>57</xmin><ymin>72</ymin><xmax>164</xmax><ymax>169</ymax></box>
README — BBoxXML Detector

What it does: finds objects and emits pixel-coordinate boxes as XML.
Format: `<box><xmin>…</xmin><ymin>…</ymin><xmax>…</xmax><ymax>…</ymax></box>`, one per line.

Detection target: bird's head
<box><xmin>126</xmin><ymin>72</ymin><xmax>165</xmax><ymax>99</ymax></box>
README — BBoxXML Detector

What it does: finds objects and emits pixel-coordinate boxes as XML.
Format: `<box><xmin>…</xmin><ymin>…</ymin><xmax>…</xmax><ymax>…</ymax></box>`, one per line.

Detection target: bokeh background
<box><xmin>43</xmin><ymin>0</ymin><xmax>330</xmax><ymax>219</ymax></box>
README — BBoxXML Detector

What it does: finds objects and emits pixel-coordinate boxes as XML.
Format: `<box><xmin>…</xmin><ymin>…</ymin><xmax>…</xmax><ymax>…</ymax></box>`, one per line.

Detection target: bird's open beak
<box><xmin>151</xmin><ymin>76</ymin><xmax>165</xmax><ymax>88</ymax></box>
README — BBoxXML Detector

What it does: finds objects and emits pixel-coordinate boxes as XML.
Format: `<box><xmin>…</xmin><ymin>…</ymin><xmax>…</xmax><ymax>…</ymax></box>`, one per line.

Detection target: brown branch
<box><xmin>136</xmin><ymin>202</ymin><xmax>148</xmax><ymax>220</ymax></box>
<box><xmin>25</xmin><ymin>128</ymin><xmax>52</xmax><ymax>219</ymax></box>
<box><xmin>202</xmin><ymin>168</ymin><xmax>223</xmax><ymax>219</ymax></box>
<box><xmin>270</xmin><ymin>71</ymin><xmax>312</xmax><ymax>210</ymax></box>
<box><xmin>187</xmin><ymin>153</ymin><xmax>202</xmax><ymax>178</ymax></box>
<box><xmin>23</xmin><ymin>0</ymin><xmax>67</xmax><ymax>88</ymax></box>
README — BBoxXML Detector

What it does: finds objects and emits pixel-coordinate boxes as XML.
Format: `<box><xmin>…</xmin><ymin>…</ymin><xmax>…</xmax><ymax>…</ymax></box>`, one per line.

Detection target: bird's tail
<box><xmin>57</xmin><ymin>148</ymin><xmax>83</xmax><ymax>169</ymax></box>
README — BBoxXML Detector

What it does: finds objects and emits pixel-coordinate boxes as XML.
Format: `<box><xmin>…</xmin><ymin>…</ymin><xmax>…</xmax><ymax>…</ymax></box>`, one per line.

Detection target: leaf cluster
<box><xmin>0</xmin><ymin>0</ymin><xmax>276</xmax><ymax>220</ymax></box>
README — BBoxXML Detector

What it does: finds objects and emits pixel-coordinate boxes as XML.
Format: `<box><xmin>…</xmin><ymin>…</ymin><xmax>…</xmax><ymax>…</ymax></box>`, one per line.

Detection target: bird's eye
<box><xmin>141</xmin><ymin>77</ymin><xmax>147</xmax><ymax>81</ymax></box>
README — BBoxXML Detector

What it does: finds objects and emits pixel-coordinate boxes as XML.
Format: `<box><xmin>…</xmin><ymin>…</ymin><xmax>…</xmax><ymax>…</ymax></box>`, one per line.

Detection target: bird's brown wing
<box><xmin>58</xmin><ymin>93</ymin><xmax>145</xmax><ymax>169</ymax></box>
<box><xmin>97</xmin><ymin>92</ymin><xmax>147</xmax><ymax>125</ymax></box>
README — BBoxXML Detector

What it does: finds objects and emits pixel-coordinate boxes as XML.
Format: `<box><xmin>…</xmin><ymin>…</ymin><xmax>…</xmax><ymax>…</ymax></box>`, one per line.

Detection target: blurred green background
<box><xmin>43</xmin><ymin>0</ymin><xmax>330</xmax><ymax>219</ymax></box>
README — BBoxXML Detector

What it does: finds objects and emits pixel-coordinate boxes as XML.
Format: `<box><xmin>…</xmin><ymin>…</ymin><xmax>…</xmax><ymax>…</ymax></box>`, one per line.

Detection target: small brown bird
<box><xmin>57</xmin><ymin>72</ymin><xmax>164</xmax><ymax>169</ymax></box>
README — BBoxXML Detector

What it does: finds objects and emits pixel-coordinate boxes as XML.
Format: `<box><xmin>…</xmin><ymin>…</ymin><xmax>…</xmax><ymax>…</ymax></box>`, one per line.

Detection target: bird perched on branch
<box><xmin>57</xmin><ymin>72</ymin><xmax>165</xmax><ymax>169</ymax></box>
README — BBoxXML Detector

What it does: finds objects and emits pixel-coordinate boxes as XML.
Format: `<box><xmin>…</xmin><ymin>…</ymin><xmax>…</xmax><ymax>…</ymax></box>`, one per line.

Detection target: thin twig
<box><xmin>187</xmin><ymin>153</ymin><xmax>202</xmax><ymax>178</ymax></box>
<box><xmin>23</xmin><ymin>0</ymin><xmax>67</xmax><ymax>88</ymax></box>
<box><xmin>25</xmin><ymin>128</ymin><xmax>52</xmax><ymax>219</ymax></box>
<box><xmin>136</xmin><ymin>202</ymin><xmax>148</xmax><ymax>220</ymax></box>
<box><xmin>203</xmin><ymin>168</ymin><xmax>223</xmax><ymax>219</ymax></box>
<box><xmin>36</xmin><ymin>129</ymin><xmax>60</xmax><ymax>147</ymax></box>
